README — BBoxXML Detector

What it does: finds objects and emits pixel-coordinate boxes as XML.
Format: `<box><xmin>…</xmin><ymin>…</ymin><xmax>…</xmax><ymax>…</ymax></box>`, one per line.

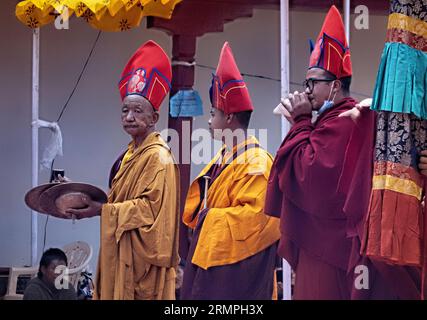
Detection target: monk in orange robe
<box><xmin>66</xmin><ymin>41</ymin><xmax>180</xmax><ymax>300</ymax></box>
<box><xmin>180</xmin><ymin>42</ymin><xmax>280</xmax><ymax>300</ymax></box>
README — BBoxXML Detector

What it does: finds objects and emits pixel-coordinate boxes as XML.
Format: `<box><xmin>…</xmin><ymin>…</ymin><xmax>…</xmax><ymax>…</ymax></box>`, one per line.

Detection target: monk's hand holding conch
<box><xmin>286</xmin><ymin>91</ymin><xmax>312</xmax><ymax>121</ymax></box>
<box><xmin>418</xmin><ymin>150</ymin><xmax>427</xmax><ymax>178</ymax></box>
<box><xmin>65</xmin><ymin>195</ymin><xmax>102</xmax><ymax>220</ymax></box>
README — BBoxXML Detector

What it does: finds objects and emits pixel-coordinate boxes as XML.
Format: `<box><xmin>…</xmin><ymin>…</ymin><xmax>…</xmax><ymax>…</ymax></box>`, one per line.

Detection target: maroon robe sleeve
<box><xmin>264</xmin><ymin>99</ymin><xmax>376</xmax><ymax>270</ymax></box>
<box><xmin>270</xmin><ymin>112</ymin><xmax>357</xmax><ymax>219</ymax></box>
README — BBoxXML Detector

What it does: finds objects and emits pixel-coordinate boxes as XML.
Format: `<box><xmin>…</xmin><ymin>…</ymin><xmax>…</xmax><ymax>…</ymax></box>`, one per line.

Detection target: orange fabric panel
<box><xmin>362</xmin><ymin>189</ymin><xmax>423</xmax><ymax>267</ymax></box>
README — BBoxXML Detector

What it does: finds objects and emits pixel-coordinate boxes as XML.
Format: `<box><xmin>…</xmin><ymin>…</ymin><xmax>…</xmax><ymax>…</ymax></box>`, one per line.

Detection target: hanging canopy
<box><xmin>16</xmin><ymin>0</ymin><xmax>182</xmax><ymax>32</ymax></box>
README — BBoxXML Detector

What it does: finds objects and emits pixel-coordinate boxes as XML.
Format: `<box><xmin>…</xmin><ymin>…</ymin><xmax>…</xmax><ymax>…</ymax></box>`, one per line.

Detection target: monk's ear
<box><xmin>333</xmin><ymin>79</ymin><xmax>342</xmax><ymax>94</ymax></box>
<box><xmin>151</xmin><ymin>111</ymin><xmax>159</xmax><ymax>125</ymax></box>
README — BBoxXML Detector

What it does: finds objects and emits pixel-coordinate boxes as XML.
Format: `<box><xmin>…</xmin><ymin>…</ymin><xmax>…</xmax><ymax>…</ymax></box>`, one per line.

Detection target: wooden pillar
<box><xmin>169</xmin><ymin>35</ymin><xmax>196</xmax><ymax>260</ymax></box>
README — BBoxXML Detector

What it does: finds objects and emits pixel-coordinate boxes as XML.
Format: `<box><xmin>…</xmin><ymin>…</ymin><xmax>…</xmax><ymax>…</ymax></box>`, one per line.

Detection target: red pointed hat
<box><xmin>118</xmin><ymin>40</ymin><xmax>172</xmax><ymax>110</ymax></box>
<box><xmin>309</xmin><ymin>5</ymin><xmax>352</xmax><ymax>78</ymax></box>
<box><xmin>210</xmin><ymin>42</ymin><xmax>253</xmax><ymax>114</ymax></box>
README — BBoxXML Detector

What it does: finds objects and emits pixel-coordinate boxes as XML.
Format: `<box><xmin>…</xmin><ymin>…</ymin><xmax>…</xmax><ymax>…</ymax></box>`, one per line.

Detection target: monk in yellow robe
<box><xmin>180</xmin><ymin>42</ymin><xmax>280</xmax><ymax>300</ymax></box>
<box><xmin>66</xmin><ymin>41</ymin><xmax>180</xmax><ymax>300</ymax></box>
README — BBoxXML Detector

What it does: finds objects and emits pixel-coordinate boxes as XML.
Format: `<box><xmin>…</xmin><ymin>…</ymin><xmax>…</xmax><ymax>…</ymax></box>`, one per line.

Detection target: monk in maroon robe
<box><xmin>265</xmin><ymin>6</ymin><xmax>420</xmax><ymax>300</ymax></box>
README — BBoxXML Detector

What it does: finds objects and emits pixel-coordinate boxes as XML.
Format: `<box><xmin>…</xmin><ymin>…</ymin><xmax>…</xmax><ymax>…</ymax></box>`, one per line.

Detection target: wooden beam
<box><xmin>168</xmin><ymin>0</ymin><xmax>389</xmax><ymax>15</ymax></box>
<box><xmin>148</xmin><ymin>1</ymin><xmax>255</xmax><ymax>37</ymax></box>
<box><xmin>289</xmin><ymin>0</ymin><xmax>389</xmax><ymax>14</ymax></box>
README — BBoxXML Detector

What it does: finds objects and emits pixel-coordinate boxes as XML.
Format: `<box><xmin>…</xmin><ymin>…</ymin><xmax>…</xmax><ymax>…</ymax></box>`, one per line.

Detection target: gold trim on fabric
<box><xmin>372</xmin><ymin>175</ymin><xmax>423</xmax><ymax>200</ymax></box>
<box><xmin>387</xmin><ymin>13</ymin><xmax>427</xmax><ymax>39</ymax></box>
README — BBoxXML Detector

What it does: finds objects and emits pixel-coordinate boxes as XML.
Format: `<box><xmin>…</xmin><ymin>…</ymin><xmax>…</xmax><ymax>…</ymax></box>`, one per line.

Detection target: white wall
<box><xmin>0</xmin><ymin>1</ymin><xmax>387</xmax><ymax>274</ymax></box>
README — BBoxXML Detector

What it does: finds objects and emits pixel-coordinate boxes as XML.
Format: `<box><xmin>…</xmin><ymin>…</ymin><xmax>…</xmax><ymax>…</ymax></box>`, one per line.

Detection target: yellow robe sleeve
<box><xmin>209</xmin><ymin>174</ymin><xmax>269</xmax><ymax>241</ymax></box>
<box><xmin>102</xmin><ymin>167</ymin><xmax>166</xmax><ymax>243</ymax></box>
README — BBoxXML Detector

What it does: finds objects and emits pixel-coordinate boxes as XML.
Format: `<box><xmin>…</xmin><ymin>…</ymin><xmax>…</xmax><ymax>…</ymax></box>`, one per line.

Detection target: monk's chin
<box><xmin>308</xmin><ymin>99</ymin><xmax>319</xmax><ymax>110</ymax></box>
<box><xmin>123</xmin><ymin>126</ymin><xmax>139</xmax><ymax>135</ymax></box>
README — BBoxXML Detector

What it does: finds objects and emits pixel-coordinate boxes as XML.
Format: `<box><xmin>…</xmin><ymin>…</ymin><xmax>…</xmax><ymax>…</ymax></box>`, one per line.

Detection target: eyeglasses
<box><xmin>303</xmin><ymin>78</ymin><xmax>336</xmax><ymax>93</ymax></box>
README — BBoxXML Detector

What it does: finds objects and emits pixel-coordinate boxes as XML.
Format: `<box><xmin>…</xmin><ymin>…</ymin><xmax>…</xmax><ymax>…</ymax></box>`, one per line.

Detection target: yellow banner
<box><xmin>16</xmin><ymin>0</ymin><xmax>182</xmax><ymax>31</ymax></box>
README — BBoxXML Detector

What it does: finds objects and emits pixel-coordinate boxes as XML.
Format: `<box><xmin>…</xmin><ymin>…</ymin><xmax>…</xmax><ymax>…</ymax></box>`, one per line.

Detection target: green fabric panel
<box><xmin>371</xmin><ymin>42</ymin><xmax>427</xmax><ymax>119</ymax></box>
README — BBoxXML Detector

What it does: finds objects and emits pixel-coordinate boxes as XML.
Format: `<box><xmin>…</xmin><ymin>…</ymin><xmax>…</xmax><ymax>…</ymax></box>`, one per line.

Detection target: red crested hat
<box><xmin>309</xmin><ymin>5</ymin><xmax>352</xmax><ymax>78</ymax></box>
<box><xmin>118</xmin><ymin>40</ymin><xmax>172</xmax><ymax>110</ymax></box>
<box><xmin>210</xmin><ymin>42</ymin><xmax>254</xmax><ymax>114</ymax></box>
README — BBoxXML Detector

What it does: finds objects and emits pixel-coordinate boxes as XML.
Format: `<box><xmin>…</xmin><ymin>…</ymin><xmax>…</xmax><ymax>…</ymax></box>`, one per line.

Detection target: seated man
<box><xmin>23</xmin><ymin>248</ymin><xmax>77</xmax><ymax>300</ymax></box>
